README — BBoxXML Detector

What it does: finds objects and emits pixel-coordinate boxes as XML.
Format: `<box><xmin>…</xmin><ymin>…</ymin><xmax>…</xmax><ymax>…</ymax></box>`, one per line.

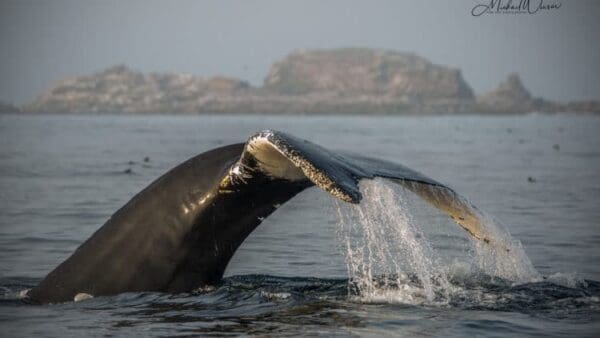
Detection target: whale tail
<box><xmin>227</xmin><ymin>130</ymin><xmax>494</xmax><ymax>245</ymax></box>
<box><xmin>29</xmin><ymin>130</ymin><xmax>497</xmax><ymax>304</ymax></box>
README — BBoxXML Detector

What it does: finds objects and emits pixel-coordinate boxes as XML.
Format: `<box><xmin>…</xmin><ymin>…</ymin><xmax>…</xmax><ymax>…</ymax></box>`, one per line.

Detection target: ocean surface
<box><xmin>0</xmin><ymin>114</ymin><xmax>599</xmax><ymax>337</ymax></box>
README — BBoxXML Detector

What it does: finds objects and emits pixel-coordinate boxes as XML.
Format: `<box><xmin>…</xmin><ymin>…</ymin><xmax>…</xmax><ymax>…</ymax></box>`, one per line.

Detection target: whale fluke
<box><xmin>27</xmin><ymin>130</ymin><xmax>490</xmax><ymax>304</ymax></box>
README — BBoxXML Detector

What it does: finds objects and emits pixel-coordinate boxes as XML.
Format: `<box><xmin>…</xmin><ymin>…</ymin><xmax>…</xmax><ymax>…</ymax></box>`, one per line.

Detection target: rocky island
<box><xmin>21</xmin><ymin>48</ymin><xmax>600</xmax><ymax>114</ymax></box>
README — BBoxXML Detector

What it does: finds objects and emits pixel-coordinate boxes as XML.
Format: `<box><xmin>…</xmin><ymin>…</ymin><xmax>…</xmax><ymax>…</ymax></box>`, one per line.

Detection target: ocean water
<box><xmin>0</xmin><ymin>113</ymin><xmax>599</xmax><ymax>336</ymax></box>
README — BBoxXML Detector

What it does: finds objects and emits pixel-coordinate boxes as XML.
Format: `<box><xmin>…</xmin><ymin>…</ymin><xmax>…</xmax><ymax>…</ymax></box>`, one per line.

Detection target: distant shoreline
<box><xmin>5</xmin><ymin>48</ymin><xmax>599</xmax><ymax>115</ymax></box>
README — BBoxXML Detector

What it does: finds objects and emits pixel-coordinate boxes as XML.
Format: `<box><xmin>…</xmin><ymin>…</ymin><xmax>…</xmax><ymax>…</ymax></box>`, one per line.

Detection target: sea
<box><xmin>0</xmin><ymin>113</ymin><xmax>599</xmax><ymax>337</ymax></box>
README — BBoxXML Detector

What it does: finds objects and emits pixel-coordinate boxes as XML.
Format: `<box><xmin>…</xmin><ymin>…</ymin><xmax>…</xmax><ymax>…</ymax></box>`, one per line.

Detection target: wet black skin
<box><xmin>27</xmin><ymin>143</ymin><xmax>309</xmax><ymax>304</ymax></box>
<box><xmin>27</xmin><ymin>131</ymin><xmax>474</xmax><ymax>304</ymax></box>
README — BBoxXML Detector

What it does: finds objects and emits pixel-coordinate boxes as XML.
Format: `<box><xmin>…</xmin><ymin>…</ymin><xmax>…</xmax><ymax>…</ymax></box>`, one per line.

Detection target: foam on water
<box><xmin>335</xmin><ymin>178</ymin><xmax>540</xmax><ymax>305</ymax></box>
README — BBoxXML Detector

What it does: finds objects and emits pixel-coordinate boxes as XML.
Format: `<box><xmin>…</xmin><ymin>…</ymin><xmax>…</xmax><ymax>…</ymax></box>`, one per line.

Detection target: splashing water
<box><xmin>335</xmin><ymin>178</ymin><xmax>540</xmax><ymax>304</ymax></box>
<box><xmin>469</xmin><ymin>211</ymin><xmax>540</xmax><ymax>283</ymax></box>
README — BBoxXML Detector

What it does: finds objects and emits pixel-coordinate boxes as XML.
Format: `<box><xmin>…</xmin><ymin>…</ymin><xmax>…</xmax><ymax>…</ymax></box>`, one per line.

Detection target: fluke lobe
<box><xmin>27</xmin><ymin>130</ymin><xmax>490</xmax><ymax>303</ymax></box>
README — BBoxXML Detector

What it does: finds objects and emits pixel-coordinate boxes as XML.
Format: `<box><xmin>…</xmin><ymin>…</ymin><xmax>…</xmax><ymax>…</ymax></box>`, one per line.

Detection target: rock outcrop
<box><xmin>478</xmin><ymin>73</ymin><xmax>533</xmax><ymax>113</ymax></box>
<box><xmin>26</xmin><ymin>65</ymin><xmax>251</xmax><ymax>114</ymax></box>
<box><xmin>258</xmin><ymin>48</ymin><xmax>476</xmax><ymax>114</ymax></box>
<box><xmin>475</xmin><ymin>73</ymin><xmax>561</xmax><ymax>113</ymax></box>
<box><xmin>22</xmin><ymin>48</ymin><xmax>599</xmax><ymax>114</ymax></box>
<box><xmin>477</xmin><ymin>73</ymin><xmax>600</xmax><ymax>113</ymax></box>
<box><xmin>264</xmin><ymin>48</ymin><xmax>474</xmax><ymax>99</ymax></box>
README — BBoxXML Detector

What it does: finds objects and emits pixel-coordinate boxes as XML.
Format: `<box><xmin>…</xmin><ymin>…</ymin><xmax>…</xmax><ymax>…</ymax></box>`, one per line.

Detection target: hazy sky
<box><xmin>1</xmin><ymin>0</ymin><xmax>599</xmax><ymax>105</ymax></box>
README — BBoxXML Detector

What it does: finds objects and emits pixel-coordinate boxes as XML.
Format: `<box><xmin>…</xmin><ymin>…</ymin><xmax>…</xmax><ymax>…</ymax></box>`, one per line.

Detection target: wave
<box><xmin>2</xmin><ymin>274</ymin><xmax>598</xmax><ymax>316</ymax></box>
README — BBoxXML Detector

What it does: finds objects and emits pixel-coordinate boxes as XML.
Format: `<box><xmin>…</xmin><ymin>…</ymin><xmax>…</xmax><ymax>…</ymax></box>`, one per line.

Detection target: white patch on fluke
<box><xmin>18</xmin><ymin>289</ymin><xmax>30</xmax><ymax>299</ymax></box>
<box><xmin>245</xmin><ymin>130</ymin><xmax>355</xmax><ymax>202</ymax></box>
<box><xmin>74</xmin><ymin>293</ymin><xmax>94</xmax><ymax>302</ymax></box>
<box><xmin>230</xmin><ymin>164</ymin><xmax>242</xmax><ymax>176</ymax></box>
<box><xmin>245</xmin><ymin>132</ymin><xmax>306</xmax><ymax>182</ymax></box>
<box><xmin>219</xmin><ymin>130</ymin><xmax>357</xmax><ymax>203</ymax></box>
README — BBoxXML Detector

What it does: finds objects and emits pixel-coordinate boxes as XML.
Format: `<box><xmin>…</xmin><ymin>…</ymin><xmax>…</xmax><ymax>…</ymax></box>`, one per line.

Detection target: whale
<box><xmin>27</xmin><ymin>130</ymin><xmax>491</xmax><ymax>304</ymax></box>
